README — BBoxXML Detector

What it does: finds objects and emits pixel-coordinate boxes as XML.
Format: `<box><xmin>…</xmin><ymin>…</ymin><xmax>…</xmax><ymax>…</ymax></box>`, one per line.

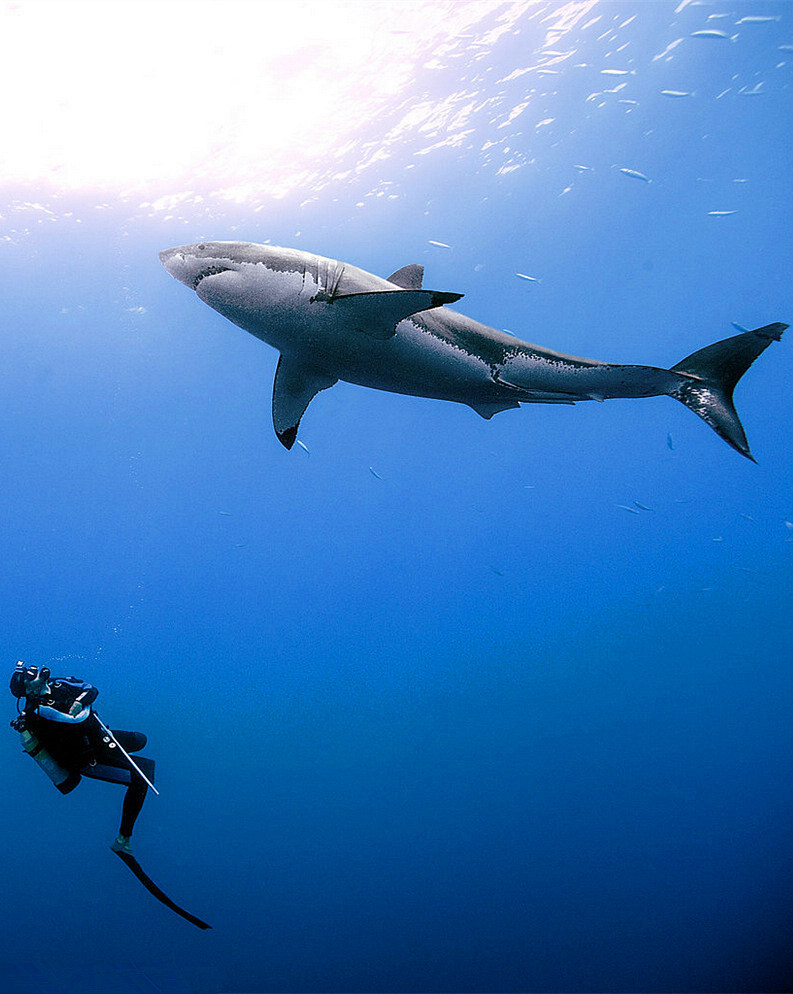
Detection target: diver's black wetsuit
<box><xmin>85</xmin><ymin>721</ymin><xmax>150</xmax><ymax>838</ymax></box>
<box><xmin>14</xmin><ymin>671</ymin><xmax>153</xmax><ymax>839</ymax></box>
<box><xmin>11</xmin><ymin>663</ymin><xmax>212</xmax><ymax>929</ymax></box>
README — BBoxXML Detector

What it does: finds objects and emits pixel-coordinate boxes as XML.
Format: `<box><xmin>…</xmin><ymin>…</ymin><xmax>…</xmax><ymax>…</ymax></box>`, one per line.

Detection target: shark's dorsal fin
<box><xmin>331</xmin><ymin>289</ymin><xmax>463</xmax><ymax>340</ymax></box>
<box><xmin>272</xmin><ymin>356</ymin><xmax>337</xmax><ymax>449</ymax></box>
<box><xmin>387</xmin><ymin>264</ymin><xmax>424</xmax><ymax>289</ymax></box>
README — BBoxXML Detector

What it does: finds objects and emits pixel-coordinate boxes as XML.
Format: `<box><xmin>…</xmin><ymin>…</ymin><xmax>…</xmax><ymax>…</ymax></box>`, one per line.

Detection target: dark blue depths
<box><xmin>1</xmin><ymin>3</ymin><xmax>792</xmax><ymax>993</ymax></box>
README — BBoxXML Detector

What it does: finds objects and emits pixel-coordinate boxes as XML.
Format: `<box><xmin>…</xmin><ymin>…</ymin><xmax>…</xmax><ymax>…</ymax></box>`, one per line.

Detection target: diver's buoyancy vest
<box><xmin>18</xmin><ymin>727</ymin><xmax>81</xmax><ymax>794</ymax></box>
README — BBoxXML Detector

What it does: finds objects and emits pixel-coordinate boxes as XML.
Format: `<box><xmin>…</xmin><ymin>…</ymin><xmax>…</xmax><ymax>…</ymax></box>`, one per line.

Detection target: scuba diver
<box><xmin>10</xmin><ymin>660</ymin><xmax>153</xmax><ymax>854</ymax></box>
<box><xmin>10</xmin><ymin>660</ymin><xmax>211</xmax><ymax>929</ymax></box>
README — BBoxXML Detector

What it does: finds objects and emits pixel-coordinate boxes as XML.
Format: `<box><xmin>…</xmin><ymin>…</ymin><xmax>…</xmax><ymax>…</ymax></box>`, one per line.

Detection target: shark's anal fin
<box><xmin>387</xmin><ymin>264</ymin><xmax>424</xmax><ymax>289</ymax></box>
<box><xmin>330</xmin><ymin>289</ymin><xmax>463</xmax><ymax>340</ymax></box>
<box><xmin>272</xmin><ymin>356</ymin><xmax>337</xmax><ymax>449</ymax></box>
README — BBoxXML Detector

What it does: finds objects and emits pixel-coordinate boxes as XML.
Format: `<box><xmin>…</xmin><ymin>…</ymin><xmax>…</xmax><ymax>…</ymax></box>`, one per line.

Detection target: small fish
<box><xmin>713</xmin><ymin>536</ymin><xmax>723</xmax><ymax>543</ymax></box>
<box><xmin>138</xmin><ymin>970</ymin><xmax>166</xmax><ymax>994</ymax></box>
<box><xmin>601</xmin><ymin>68</ymin><xmax>631</xmax><ymax>75</ymax></box>
<box><xmin>218</xmin><ymin>510</ymin><xmax>232</xmax><ymax>516</ymax></box>
<box><xmin>516</xmin><ymin>272</ymin><xmax>539</xmax><ymax>283</ymax></box>
<box><xmin>573</xmin><ymin>164</ymin><xmax>592</xmax><ymax>172</ymax></box>
<box><xmin>667</xmin><ymin>432</ymin><xmax>675</xmax><ymax>450</ymax></box>
<box><xmin>779</xmin><ymin>45</ymin><xmax>793</xmax><ymax>52</ymax></box>
<box><xmin>707</xmin><ymin>210</ymin><xmax>737</xmax><ymax>216</ymax></box>
<box><xmin>615</xmin><ymin>504</ymin><xmax>641</xmax><ymax>515</ymax></box>
<box><xmin>633</xmin><ymin>501</ymin><xmax>654</xmax><ymax>512</ymax></box>
<box><xmin>660</xmin><ymin>90</ymin><xmax>692</xmax><ymax>97</ymax></box>
<box><xmin>739</xmin><ymin>83</ymin><xmax>764</xmax><ymax>96</ymax></box>
<box><xmin>488</xmin><ymin>565</ymin><xmax>506</xmax><ymax>577</ymax></box>
<box><xmin>784</xmin><ymin>521</ymin><xmax>793</xmax><ymax>530</ymax></box>
<box><xmin>740</xmin><ymin>513</ymin><xmax>754</xmax><ymax>522</ymax></box>
<box><xmin>619</xmin><ymin>167</ymin><xmax>650</xmax><ymax>182</ymax></box>
<box><xmin>296</xmin><ymin>439</ymin><xmax>310</xmax><ymax>455</ymax></box>
<box><xmin>369</xmin><ymin>466</ymin><xmax>384</xmax><ymax>480</ymax></box>
<box><xmin>690</xmin><ymin>29</ymin><xmax>732</xmax><ymax>39</ymax></box>
<box><xmin>737</xmin><ymin>15</ymin><xmax>779</xmax><ymax>24</ymax></box>
<box><xmin>428</xmin><ymin>240</ymin><xmax>451</xmax><ymax>249</ymax></box>
<box><xmin>731</xmin><ymin>322</ymin><xmax>750</xmax><ymax>333</ymax></box>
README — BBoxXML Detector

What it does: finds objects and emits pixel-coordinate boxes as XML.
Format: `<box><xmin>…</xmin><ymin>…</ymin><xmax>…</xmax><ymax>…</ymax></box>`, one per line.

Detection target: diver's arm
<box><xmin>34</xmin><ymin>702</ymin><xmax>92</xmax><ymax>723</ymax></box>
<box><xmin>33</xmin><ymin>687</ymin><xmax>94</xmax><ymax>723</ymax></box>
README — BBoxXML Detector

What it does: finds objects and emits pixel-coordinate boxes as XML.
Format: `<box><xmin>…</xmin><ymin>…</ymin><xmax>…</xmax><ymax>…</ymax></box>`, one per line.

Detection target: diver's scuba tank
<box><xmin>10</xmin><ymin>660</ymin><xmax>82</xmax><ymax>794</ymax></box>
<box><xmin>15</xmin><ymin>722</ymin><xmax>81</xmax><ymax>795</ymax></box>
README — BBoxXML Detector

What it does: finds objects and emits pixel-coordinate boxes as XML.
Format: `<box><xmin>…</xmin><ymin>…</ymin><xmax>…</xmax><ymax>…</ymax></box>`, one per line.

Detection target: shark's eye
<box><xmin>198</xmin><ymin>243</ymin><xmax>206</xmax><ymax>250</ymax></box>
<box><xmin>193</xmin><ymin>265</ymin><xmax>229</xmax><ymax>289</ymax></box>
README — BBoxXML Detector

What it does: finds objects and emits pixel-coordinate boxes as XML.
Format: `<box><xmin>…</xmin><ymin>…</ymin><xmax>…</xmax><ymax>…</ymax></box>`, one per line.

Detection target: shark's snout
<box><xmin>159</xmin><ymin>246</ymin><xmax>193</xmax><ymax>287</ymax></box>
<box><xmin>159</xmin><ymin>242</ymin><xmax>244</xmax><ymax>291</ymax></box>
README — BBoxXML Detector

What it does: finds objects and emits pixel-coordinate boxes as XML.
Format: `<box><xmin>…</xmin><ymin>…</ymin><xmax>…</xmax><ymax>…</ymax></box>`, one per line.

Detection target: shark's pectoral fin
<box><xmin>331</xmin><ymin>289</ymin><xmax>463</xmax><ymax>340</ymax></box>
<box><xmin>272</xmin><ymin>356</ymin><xmax>337</xmax><ymax>449</ymax></box>
<box><xmin>387</xmin><ymin>264</ymin><xmax>424</xmax><ymax>289</ymax></box>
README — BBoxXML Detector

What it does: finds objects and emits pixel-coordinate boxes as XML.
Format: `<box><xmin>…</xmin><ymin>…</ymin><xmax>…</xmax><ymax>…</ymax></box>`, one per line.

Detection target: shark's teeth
<box><xmin>192</xmin><ymin>265</ymin><xmax>230</xmax><ymax>290</ymax></box>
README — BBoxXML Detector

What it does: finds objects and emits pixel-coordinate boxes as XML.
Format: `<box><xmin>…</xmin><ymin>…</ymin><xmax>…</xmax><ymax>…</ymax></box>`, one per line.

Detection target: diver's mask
<box><xmin>9</xmin><ymin>662</ymin><xmax>51</xmax><ymax>699</ymax></box>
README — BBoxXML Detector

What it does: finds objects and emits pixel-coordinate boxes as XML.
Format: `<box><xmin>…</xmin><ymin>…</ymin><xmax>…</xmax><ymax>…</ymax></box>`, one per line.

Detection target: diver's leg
<box><xmin>120</xmin><ymin>774</ymin><xmax>148</xmax><ymax>837</ymax></box>
<box><xmin>111</xmin><ymin>730</ymin><xmax>147</xmax><ymax>753</ymax></box>
<box><xmin>110</xmin><ymin>773</ymin><xmax>148</xmax><ymax>853</ymax></box>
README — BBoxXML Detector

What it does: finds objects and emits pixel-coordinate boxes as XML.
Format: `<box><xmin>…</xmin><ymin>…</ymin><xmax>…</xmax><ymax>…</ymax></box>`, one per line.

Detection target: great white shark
<box><xmin>159</xmin><ymin>241</ymin><xmax>786</xmax><ymax>460</ymax></box>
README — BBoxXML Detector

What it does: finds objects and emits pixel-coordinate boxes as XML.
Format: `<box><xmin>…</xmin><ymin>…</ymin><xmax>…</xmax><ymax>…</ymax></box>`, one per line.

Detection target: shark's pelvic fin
<box><xmin>330</xmin><ymin>289</ymin><xmax>463</xmax><ymax>340</ymax></box>
<box><xmin>669</xmin><ymin>322</ymin><xmax>787</xmax><ymax>461</ymax></box>
<box><xmin>387</xmin><ymin>264</ymin><xmax>424</xmax><ymax>289</ymax></box>
<box><xmin>469</xmin><ymin>400</ymin><xmax>522</xmax><ymax>419</ymax></box>
<box><xmin>272</xmin><ymin>356</ymin><xmax>337</xmax><ymax>449</ymax></box>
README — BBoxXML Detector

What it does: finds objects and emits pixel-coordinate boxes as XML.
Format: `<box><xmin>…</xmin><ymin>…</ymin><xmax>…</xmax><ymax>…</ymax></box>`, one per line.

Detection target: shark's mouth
<box><xmin>192</xmin><ymin>265</ymin><xmax>231</xmax><ymax>290</ymax></box>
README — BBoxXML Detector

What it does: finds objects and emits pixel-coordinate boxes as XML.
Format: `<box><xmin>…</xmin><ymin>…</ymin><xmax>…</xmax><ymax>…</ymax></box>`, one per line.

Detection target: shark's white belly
<box><xmin>221</xmin><ymin>271</ymin><xmax>507</xmax><ymax>404</ymax></box>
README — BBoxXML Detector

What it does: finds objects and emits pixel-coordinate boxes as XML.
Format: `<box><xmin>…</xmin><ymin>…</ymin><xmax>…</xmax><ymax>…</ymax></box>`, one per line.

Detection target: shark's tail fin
<box><xmin>669</xmin><ymin>322</ymin><xmax>786</xmax><ymax>461</ymax></box>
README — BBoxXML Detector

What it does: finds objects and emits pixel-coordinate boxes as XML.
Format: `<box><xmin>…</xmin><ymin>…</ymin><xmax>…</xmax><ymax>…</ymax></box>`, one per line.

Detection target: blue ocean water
<box><xmin>1</xmin><ymin>2</ymin><xmax>792</xmax><ymax>992</ymax></box>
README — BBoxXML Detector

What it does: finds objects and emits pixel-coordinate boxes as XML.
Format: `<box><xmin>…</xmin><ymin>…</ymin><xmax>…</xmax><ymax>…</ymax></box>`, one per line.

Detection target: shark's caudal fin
<box><xmin>669</xmin><ymin>322</ymin><xmax>786</xmax><ymax>461</ymax></box>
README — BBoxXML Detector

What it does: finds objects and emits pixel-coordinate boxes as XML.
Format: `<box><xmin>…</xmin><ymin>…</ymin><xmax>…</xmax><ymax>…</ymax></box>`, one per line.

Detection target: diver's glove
<box><xmin>68</xmin><ymin>692</ymin><xmax>89</xmax><ymax>717</ymax></box>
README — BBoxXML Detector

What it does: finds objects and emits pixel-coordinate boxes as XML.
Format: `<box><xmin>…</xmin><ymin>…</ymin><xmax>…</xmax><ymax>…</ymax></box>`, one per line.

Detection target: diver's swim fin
<box><xmin>113</xmin><ymin>849</ymin><xmax>212</xmax><ymax>930</ymax></box>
